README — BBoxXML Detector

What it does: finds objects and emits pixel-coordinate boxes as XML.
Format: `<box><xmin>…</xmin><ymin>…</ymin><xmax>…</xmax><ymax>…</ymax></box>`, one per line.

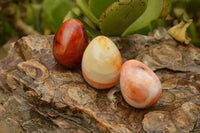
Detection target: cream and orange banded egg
<box><xmin>120</xmin><ymin>60</ymin><xmax>162</xmax><ymax>108</ymax></box>
<box><xmin>81</xmin><ymin>36</ymin><xmax>122</xmax><ymax>89</ymax></box>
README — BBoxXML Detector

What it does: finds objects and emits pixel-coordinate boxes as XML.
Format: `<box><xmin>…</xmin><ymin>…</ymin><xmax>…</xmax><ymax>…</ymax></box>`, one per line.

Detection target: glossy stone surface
<box><xmin>53</xmin><ymin>19</ymin><xmax>88</xmax><ymax>68</ymax></box>
<box><xmin>120</xmin><ymin>60</ymin><xmax>162</xmax><ymax>108</ymax></box>
<box><xmin>82</xmin><ymin>36</ymin><xmax>122</xmax><ymax>89</ymax></box>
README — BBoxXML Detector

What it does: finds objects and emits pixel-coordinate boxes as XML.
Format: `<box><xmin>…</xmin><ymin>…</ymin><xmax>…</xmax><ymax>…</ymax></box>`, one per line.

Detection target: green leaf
<box><xmin>76</xmin><ymin>0</ymin><xmax>99</xmax><ymax>26</ymax></box>
<box><xmin>159</xmin><ymin>0</ymin><xmax>171</xmax><ymax>18</ymax></box>
<box><xmin>135</xmin><ymin>19</ymin><xmax>165</xmax><ymax>35</ymax></box>
<box><xmin>89</xmin><ymin>0</ymin><xmax>117</xmax><ymax>19</ymax></box>
<box><xmin>1</xmin><ymin>18</ymin><xmax>17</xmax><ymax>45</ymax></box>
<box><xmin>51</xmin><ymin>1</ymin><xmax>72</xmax><ymax>30</ymax></box>
<box><xmin>42</xmin><ymin>0</ymin><xmax>73</xmax><ymax>32</ymax></box>
<box><xmin>188</xmin><ymin>23</ymin><xmax>200</xmax><ymax>47</ymax></box>
<box><xmin>122</xmin><ymin>0</ymin><xmax>164</xmax><ymax>36</ymax></box>
<box><xmin>71</xmin><ymin>6</ymin><xmax>82</xmax><ymax>16</ymax></box>
<box><xmin>43</xmin><ymin>0</ymin><xmax>56</xmax><ymax>31</ymax></box>
<box><xmin>26</xmin><ymin>4</ymin><xmax>34</xmax><ymax>25</ymax></box>
<box><xmin>63</xmin><ymin>10</ymin><xmax>101</xmax><ymax>37</ymax></box>
<box><xmin>187</xmin><ymin>0</ymin><xmax>200</xmax><ymax>13</ymax></box>
<box><xmin>63</xmin><ymin>7</ymin><xmax>82</xmax><ymax>23</ymax></box>
<box><xmin>63</xmin><ymin>11</ymin><xmax>76</xmax><ymax>23</ymax></box>
<box><xmin>99</xmin><ymin>0</ymin><xmax>147</xmax><ymax>36</ymax></box>
<box><xmin>32</xmin><ymin>3</ymin><xmax>43</xmax><ymax>33</ymax></box>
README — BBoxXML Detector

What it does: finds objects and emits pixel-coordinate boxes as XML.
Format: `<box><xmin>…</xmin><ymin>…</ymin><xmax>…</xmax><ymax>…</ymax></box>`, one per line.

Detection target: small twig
<box><xmin>1</xmin><ymin>0</ymin><xmax>40</xmax><ymax>36</ymax></box>
<box><xmin>15</xmin><ymin>17</ymin><xmax>40</xmax><ymax>35</ymax></box>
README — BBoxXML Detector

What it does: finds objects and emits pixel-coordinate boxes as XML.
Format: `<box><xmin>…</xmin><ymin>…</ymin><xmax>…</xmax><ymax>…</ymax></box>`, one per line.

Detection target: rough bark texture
<box><xmin>0</xmin><ymin>28</ymin><xmax>200</xmax><ymax>133</ymax></box>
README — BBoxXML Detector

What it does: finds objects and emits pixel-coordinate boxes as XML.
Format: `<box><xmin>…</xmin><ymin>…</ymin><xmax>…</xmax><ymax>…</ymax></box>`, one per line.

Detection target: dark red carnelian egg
<box><xmin>53</xmin><ymin>19</ymin><xmax>88</xmax><ymax>68</ymax></box>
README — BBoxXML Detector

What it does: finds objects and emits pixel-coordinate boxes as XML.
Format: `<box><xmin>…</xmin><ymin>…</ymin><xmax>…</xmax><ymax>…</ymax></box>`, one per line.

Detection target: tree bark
<box><xmin>0</xmin><ymin>28</ymin><xmax>200</xmax><ymax>133</ymax></box>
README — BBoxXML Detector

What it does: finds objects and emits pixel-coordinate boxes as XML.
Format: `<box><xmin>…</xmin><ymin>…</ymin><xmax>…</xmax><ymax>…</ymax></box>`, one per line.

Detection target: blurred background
<box><xmin>0</xmin><ymin>0</ymin><xmax>200</xmax><ymax>59</ymax></box>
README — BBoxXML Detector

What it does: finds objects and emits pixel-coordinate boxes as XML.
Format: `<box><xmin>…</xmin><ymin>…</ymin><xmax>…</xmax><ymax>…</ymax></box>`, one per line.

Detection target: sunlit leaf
<box><xmin>89</xmin><ymin>0</ymin><xmax>117</xmax><ymax>18</ymax></box>
<box><xmin>51</xmin><ymin>1</ymin><xmax>72</xmax><ymax>30</ymax></box>
<box><xmin>63</xmin><ymin>10</ymin><xmax>100</xmax><ymax>37</ymax></box>
<box><xmin>122</xmin><ymin>0</ymin><xmax>163</xmax><ymax>36</ymax></box>
<box><xmin>99</xmin><ymin>0</ymin><xmax>147</xmax><ymax>36</ymax></box>
<box><xmin>43</xmin><ymin>0</ymin><xmax>73</xmax><ymax>32</ymax></box>
<box><xmin>43</xmin><ymin>0</ymin><xmax>55</xmax><ymax>30</ymax></box>
<box><xmin>159</xmin><ymin>0</ymin><xmax>171</xmax><ymax>18</ymax></box>
<box><xmin>26</xmin><ymin>4</ymin><xmax>34</xmax><ymax>25</ymax></box>
<box><xmin>76</xmin><ymin>0</ymin><xmax>99</xmax><ymax>25</ymax></box>
<box><xmin>188</xmin><ymin>22</ymin><xmax>200</xmax><ymax>47</ymax></box>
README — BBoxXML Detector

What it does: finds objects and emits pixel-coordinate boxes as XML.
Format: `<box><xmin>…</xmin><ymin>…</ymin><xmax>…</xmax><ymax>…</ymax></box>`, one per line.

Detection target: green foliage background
<box><xmin>1</xmin><ymin>0</ymin><xmax>200</xmax><ymax>46</ymax></box>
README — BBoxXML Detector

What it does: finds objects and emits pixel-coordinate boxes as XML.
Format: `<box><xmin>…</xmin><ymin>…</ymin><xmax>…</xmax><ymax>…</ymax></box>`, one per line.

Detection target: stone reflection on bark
<box><xmin>0</xmin><ymin>28</ymin><xmax>200</xmax><ymax>133</ymax></box>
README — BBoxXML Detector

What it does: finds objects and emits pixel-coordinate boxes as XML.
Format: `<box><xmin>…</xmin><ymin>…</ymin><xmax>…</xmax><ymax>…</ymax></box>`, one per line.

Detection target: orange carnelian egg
<box><xmin>120</xmin><ymin>60</ymin><xmax>162</xmax><ymax>108</ymax></box>
<box><xmin>82</xmin><ymin>36</ymin><xmax>122</xmax><ymax>89</ymax></box>
<box><xmin>53</xmin><ymin>19</ymin><xmax>88</xmax><ymax>68</ymax></box>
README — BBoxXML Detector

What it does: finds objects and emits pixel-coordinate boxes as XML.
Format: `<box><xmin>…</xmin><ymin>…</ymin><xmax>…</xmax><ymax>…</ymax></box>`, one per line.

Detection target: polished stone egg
<box><xmin>120</xmin><ymin>60</ymin><xmax>162</xmax><ymax>108</ymax></box>
<box><xmin>53</xmin><ymin>19</ymin><xmax>88</xmax><ymax>68</ymax></box>
<box><xmin>82</xmin><ymin>36</ymin><xmax>122</xmax><ymax>89</ymax></box>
